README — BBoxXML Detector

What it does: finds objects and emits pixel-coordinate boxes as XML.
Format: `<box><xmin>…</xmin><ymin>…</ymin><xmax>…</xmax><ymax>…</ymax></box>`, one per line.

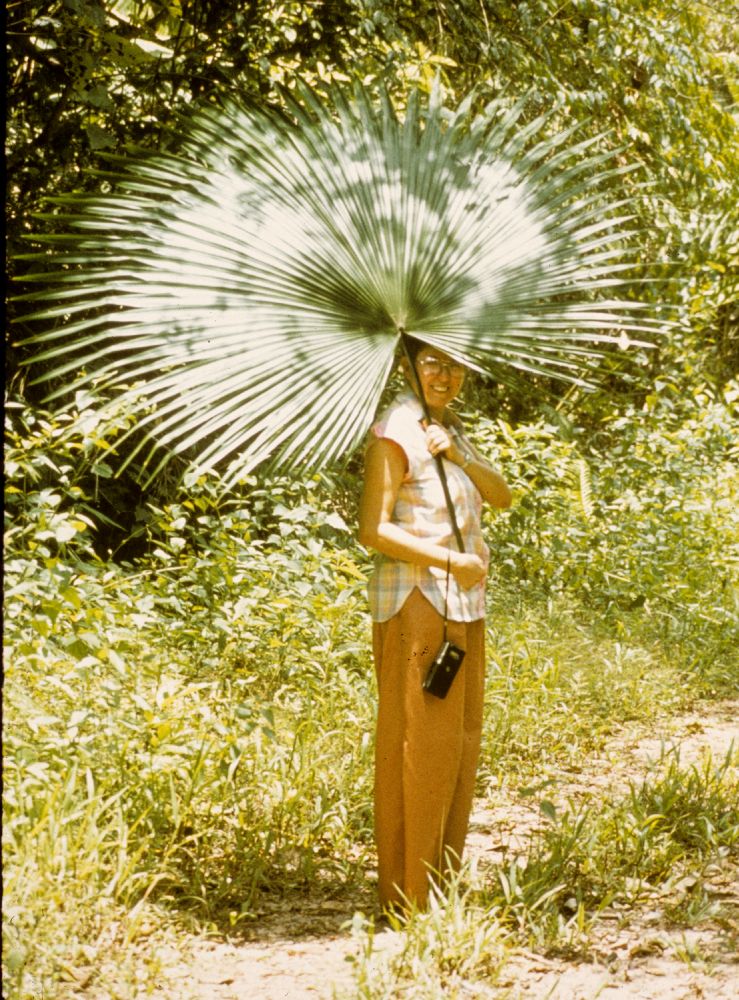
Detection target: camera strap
<box><xmin>443</xmin><ymin>554</ymin><xmax>451</xmax><ymax>642</ymax></box>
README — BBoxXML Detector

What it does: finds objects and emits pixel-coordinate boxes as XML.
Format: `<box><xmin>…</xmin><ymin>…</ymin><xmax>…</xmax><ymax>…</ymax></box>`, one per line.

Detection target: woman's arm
<box><xmin>358</xmin><ymin>438</ymin><xmax>487</xmax><ymax>590</ymax></box>
<box><xmin>454</xmin><ymin>442</ymin><xmax>512</xmax><ymax>509</ymax></box>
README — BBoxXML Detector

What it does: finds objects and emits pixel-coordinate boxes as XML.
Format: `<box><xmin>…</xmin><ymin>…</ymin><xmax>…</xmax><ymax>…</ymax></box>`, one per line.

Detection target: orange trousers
<box><xmin>372</xmin><ymin>587</ymin><xmax>486</xmax><ymax>910</ymax></box>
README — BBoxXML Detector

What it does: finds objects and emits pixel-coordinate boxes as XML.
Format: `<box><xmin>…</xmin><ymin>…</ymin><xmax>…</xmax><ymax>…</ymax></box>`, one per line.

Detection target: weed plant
<box><xmin>473</xmin><ymin>379</ymin><xmax>738</xmax><ymax>696</ymax></box>
<box><xmin>342</xmin><ymin>750</ymin><xmax>738</xmax><ymax>997</ymax></box>
<box><xmin>340</xmin><ymin>875</ymin><xmax>510</xmax><ymax>1000</ymax></box>
<box><xmin>480</xmin><ymin>595</ymin><xmax>690</xmax><ymax>787</ymax></box>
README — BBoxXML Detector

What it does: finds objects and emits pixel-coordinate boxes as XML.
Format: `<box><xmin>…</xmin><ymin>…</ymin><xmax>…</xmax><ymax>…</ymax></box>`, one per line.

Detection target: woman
<box><xmin>358</xmin><ymin>339</ymin><xmax>511</xmax><ymax>913</ymax></box>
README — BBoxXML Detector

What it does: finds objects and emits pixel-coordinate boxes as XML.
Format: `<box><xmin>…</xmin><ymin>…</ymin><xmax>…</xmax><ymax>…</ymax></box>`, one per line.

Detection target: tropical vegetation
<box><xmin>4</xmin><ymin>2</ymin><xmax>738</xmax><ymax>998</ymax></box>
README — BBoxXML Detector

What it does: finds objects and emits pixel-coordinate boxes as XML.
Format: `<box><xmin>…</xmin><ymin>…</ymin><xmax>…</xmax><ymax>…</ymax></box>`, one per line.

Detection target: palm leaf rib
<box><xmin>18</xmin><ymin>81</ymin><xmax>667</xmax><ymax>481</ymax></box>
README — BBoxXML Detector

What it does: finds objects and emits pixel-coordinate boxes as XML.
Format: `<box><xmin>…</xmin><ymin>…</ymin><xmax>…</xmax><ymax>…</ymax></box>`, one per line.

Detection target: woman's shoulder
<box><xmin>371</xmin><ymin>390</ymin><xmax>423</xmax><ymax>442</ymax></box>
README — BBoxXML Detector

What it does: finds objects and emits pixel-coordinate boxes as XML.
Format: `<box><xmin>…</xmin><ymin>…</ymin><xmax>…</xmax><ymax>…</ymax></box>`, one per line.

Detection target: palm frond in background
<box><xmin>17</xmin><ymin>82</ymin><xmax>667</xmax><ymax>481</ymax></box>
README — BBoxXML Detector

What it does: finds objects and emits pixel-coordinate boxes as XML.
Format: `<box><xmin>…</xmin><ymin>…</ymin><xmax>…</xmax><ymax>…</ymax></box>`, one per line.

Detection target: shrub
<box><xmin>471</xmin><ymin>378</ymin><xmax>738</xmax><ymax>692</ymax></box>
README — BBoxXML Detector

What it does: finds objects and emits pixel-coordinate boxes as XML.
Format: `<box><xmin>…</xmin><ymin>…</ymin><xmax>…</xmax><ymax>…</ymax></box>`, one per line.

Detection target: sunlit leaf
<box><xmin>19</xmin><ymin>82</ymin><xmax>667</xmax><ymax>482</ymax></box>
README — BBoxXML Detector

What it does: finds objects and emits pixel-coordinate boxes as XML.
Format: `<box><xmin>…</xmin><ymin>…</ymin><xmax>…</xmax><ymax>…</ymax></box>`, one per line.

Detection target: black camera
<box><xmin>423</xmin><ymin>640</ymin><xmax>466</xmax><ymax>699</ymax></box>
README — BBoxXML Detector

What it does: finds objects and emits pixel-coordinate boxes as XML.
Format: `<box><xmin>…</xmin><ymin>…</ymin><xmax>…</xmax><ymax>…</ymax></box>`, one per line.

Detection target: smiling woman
<box><xmin>358</xmin><ymin>337</ymin><xmax>510</xmax><ymax>914</ymax></box>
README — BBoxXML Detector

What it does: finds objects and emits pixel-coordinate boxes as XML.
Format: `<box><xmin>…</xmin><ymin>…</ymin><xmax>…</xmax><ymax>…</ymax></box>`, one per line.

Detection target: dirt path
<box><xmin>153</xmin><ymin>701</ymin><xmax>738</xmax><ymax>1000</ymax></box>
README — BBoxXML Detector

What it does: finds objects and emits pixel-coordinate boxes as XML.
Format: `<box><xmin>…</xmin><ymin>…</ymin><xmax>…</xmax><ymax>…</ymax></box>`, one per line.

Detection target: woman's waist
<box><xmin>384</xmin><ymin>517</ymin><xmax>486</xmax><ymax>550</ymax></box>
<box><xmin>374</xmin><ymin>542</ymin><xmax>490</xmax><ymax>572</ymax></box>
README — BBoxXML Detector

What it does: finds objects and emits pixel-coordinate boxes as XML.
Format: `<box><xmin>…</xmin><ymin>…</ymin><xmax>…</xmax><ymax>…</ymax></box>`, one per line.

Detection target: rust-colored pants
<box><xmin>372</xmin><ymin>587</ymin><xmax>486</xmax><ymax>910</ymax></box>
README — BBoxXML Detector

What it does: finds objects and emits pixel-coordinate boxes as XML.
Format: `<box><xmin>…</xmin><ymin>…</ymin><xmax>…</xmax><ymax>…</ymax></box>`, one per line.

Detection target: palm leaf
<box><xmin>17</xmin><ymin>82</ymin><xmax>666</xmax><ymax>482</ymax></box>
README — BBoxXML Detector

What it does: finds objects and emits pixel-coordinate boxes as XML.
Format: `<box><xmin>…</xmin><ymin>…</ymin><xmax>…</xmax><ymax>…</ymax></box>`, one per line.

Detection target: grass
<box><xmin>3</xmin><ymin>560</ymin><xmax>736</xmax><ymax>1000</ymax></box>
<box><xmin>338</xmin><ymin>872</ymin><xmax>510</xmax><ymax>1000</ymax></box>
<box><xmin>480</xmin><ymin>594</ymin><xmax>694</xmax><ymax>787</ymax></box>
<box><xmin>485</xmin><ymin>747</ymin><xmax>738</xmax><ymax>944</ymax></box>
<box><xmin>5</xmin><ymin>569</ymin><xmax>736</xmax><ymax>999</ymax></box>
<box><xmin>4</xmin><ymin>393</ymin><xmax>737</xmax><ymax>997</ymax></box>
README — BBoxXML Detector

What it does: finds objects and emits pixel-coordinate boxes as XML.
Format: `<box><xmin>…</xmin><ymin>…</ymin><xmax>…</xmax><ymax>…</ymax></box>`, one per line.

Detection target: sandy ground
<box><xmin>151</xmin><ymin>700</ymin><xmax>738</xmax><ymax>1000</ymax></box>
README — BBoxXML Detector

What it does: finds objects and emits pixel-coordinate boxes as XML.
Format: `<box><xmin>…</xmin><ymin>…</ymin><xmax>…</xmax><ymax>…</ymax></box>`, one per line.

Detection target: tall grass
<box><xmin>486</xmin><ymin>747</ymin><xmax>738</xmax><ymax>944</ymax></box>
<box><xmin>480</xmin><ymin>595</ymin><xmax>691</xmax><ymax>786</ymax></box>
<box><xmin>3</xmin><ymin>621</ymin><xmax>377</xmax><ymax>998</ymax></box>
<box><xmin>339</xmin><ymin>877</ymin><xmax>510</xmax><ymax>1000</ymax></box>
<box><xmin>6</xmin><ymin>572</ymin><xmax>734</xmax><ymax>998</ymax></box>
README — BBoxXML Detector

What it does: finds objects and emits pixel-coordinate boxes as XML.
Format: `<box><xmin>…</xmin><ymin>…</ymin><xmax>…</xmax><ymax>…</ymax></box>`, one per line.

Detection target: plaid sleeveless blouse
<box><xmin>367</xmin><ymin>390</ymin><xmax>489</xmax><ymax>623</ymax></box>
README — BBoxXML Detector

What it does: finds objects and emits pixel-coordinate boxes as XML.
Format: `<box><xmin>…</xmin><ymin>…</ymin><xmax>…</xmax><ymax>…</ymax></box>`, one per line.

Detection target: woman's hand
<box><xmin>424</xmin><ymin>422</ymin><xmax>466</xmax><ymax>466</ymax></box>
<box><xmin>449</xmin><ymin>551</ymin><xmax>487</xmax><ymax>589</ymax></box>
<box><xmin>360</xmin><ymin>438</ymin><xmax>487</xmax><ymax>580</ymax></box>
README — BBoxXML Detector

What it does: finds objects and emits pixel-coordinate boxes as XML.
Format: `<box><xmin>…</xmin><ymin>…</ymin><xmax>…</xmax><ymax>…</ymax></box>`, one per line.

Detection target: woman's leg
<box><xmin>373</xmin><ymin>589</ymin><xmax>485</xmax><ymax>910</ymax></box>
<box><xmin>439</xmin><ymin>617</ymin><xmax>486</xmax><ymax>877</ymax></box>
<box><xmin>372</xmin><ymin>611</ymin><xmax>409</xmax><ymax>910</ymax></box>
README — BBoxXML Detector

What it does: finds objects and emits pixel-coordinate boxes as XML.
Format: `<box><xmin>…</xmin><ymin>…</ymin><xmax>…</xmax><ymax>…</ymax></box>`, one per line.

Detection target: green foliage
<box><xmin>480</xmin><ymin>598</ymin><xmax>686</xmax><ymax>784</ymax></box>
<box><xmin>471</xmin><ymin>377</ymin><xmax>738</xmax><ymax>691</ymax></box>
<box><xmin>9</xmin><ymin>2</ymin><xmax>737</xmax><ymax>414</ymax></box>
<box><xmin>342</xmin><ymin>750</ymin><xmax>738</xmax><ymax>994</ymax></box>
<box><xmin>6</xmin><ymin>0</ymin><xmax>403</xmax><ymax>219</ymax></box>
<box><xmin>342</xmin><ymin>880</ymin><xmax>509</xmax><ymax>999</ymax></box>
<box><xmin>3</xmin><ymin>399</ymin><xmax>375</xmax><ymax>998</ymax></box>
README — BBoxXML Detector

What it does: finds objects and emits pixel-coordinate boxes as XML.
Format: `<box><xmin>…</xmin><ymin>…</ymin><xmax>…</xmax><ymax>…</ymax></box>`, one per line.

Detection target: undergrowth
<box><xmin>3</xmin><ymin>385</ymin><xmax>737</xmax><ymax>999</ymax></box>
<box><xmin>480</xmin><ymin>596</ymin><xmax>691</xmax><ymax>786</ymax></box>
<box><xmin>488</xmin><ymin>748</ymin><xmax>738</xmax><ymax>947</ymax></box>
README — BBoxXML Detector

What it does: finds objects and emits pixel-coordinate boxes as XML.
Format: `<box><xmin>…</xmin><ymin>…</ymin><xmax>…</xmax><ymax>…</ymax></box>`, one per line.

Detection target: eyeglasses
<box><xmin>416</xmin><ymin>355</ymin><xmax>466</xmax><ymax>378</ymax></box>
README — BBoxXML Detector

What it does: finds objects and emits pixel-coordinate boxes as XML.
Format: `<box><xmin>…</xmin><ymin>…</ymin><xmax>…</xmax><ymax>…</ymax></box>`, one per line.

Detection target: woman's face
<box><xmin>406</xmin><ymin>347</ymin><xmax>466</xmax><ymax>414</ymax></box>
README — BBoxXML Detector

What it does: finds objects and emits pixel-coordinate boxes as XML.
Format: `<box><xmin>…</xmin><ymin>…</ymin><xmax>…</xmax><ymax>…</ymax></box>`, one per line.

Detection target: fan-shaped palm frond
<box><xmin>18</xmin><ymin>82</ymin><xmax>664</xmax><ymax>481</ymax></box>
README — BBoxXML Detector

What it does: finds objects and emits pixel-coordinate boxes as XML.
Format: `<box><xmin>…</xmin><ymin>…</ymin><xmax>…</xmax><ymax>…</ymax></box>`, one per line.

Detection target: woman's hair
<box><xmin>402</xmin><ymin>336</ymin><xmax>427</xmax><ymax>364</ymax></box>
